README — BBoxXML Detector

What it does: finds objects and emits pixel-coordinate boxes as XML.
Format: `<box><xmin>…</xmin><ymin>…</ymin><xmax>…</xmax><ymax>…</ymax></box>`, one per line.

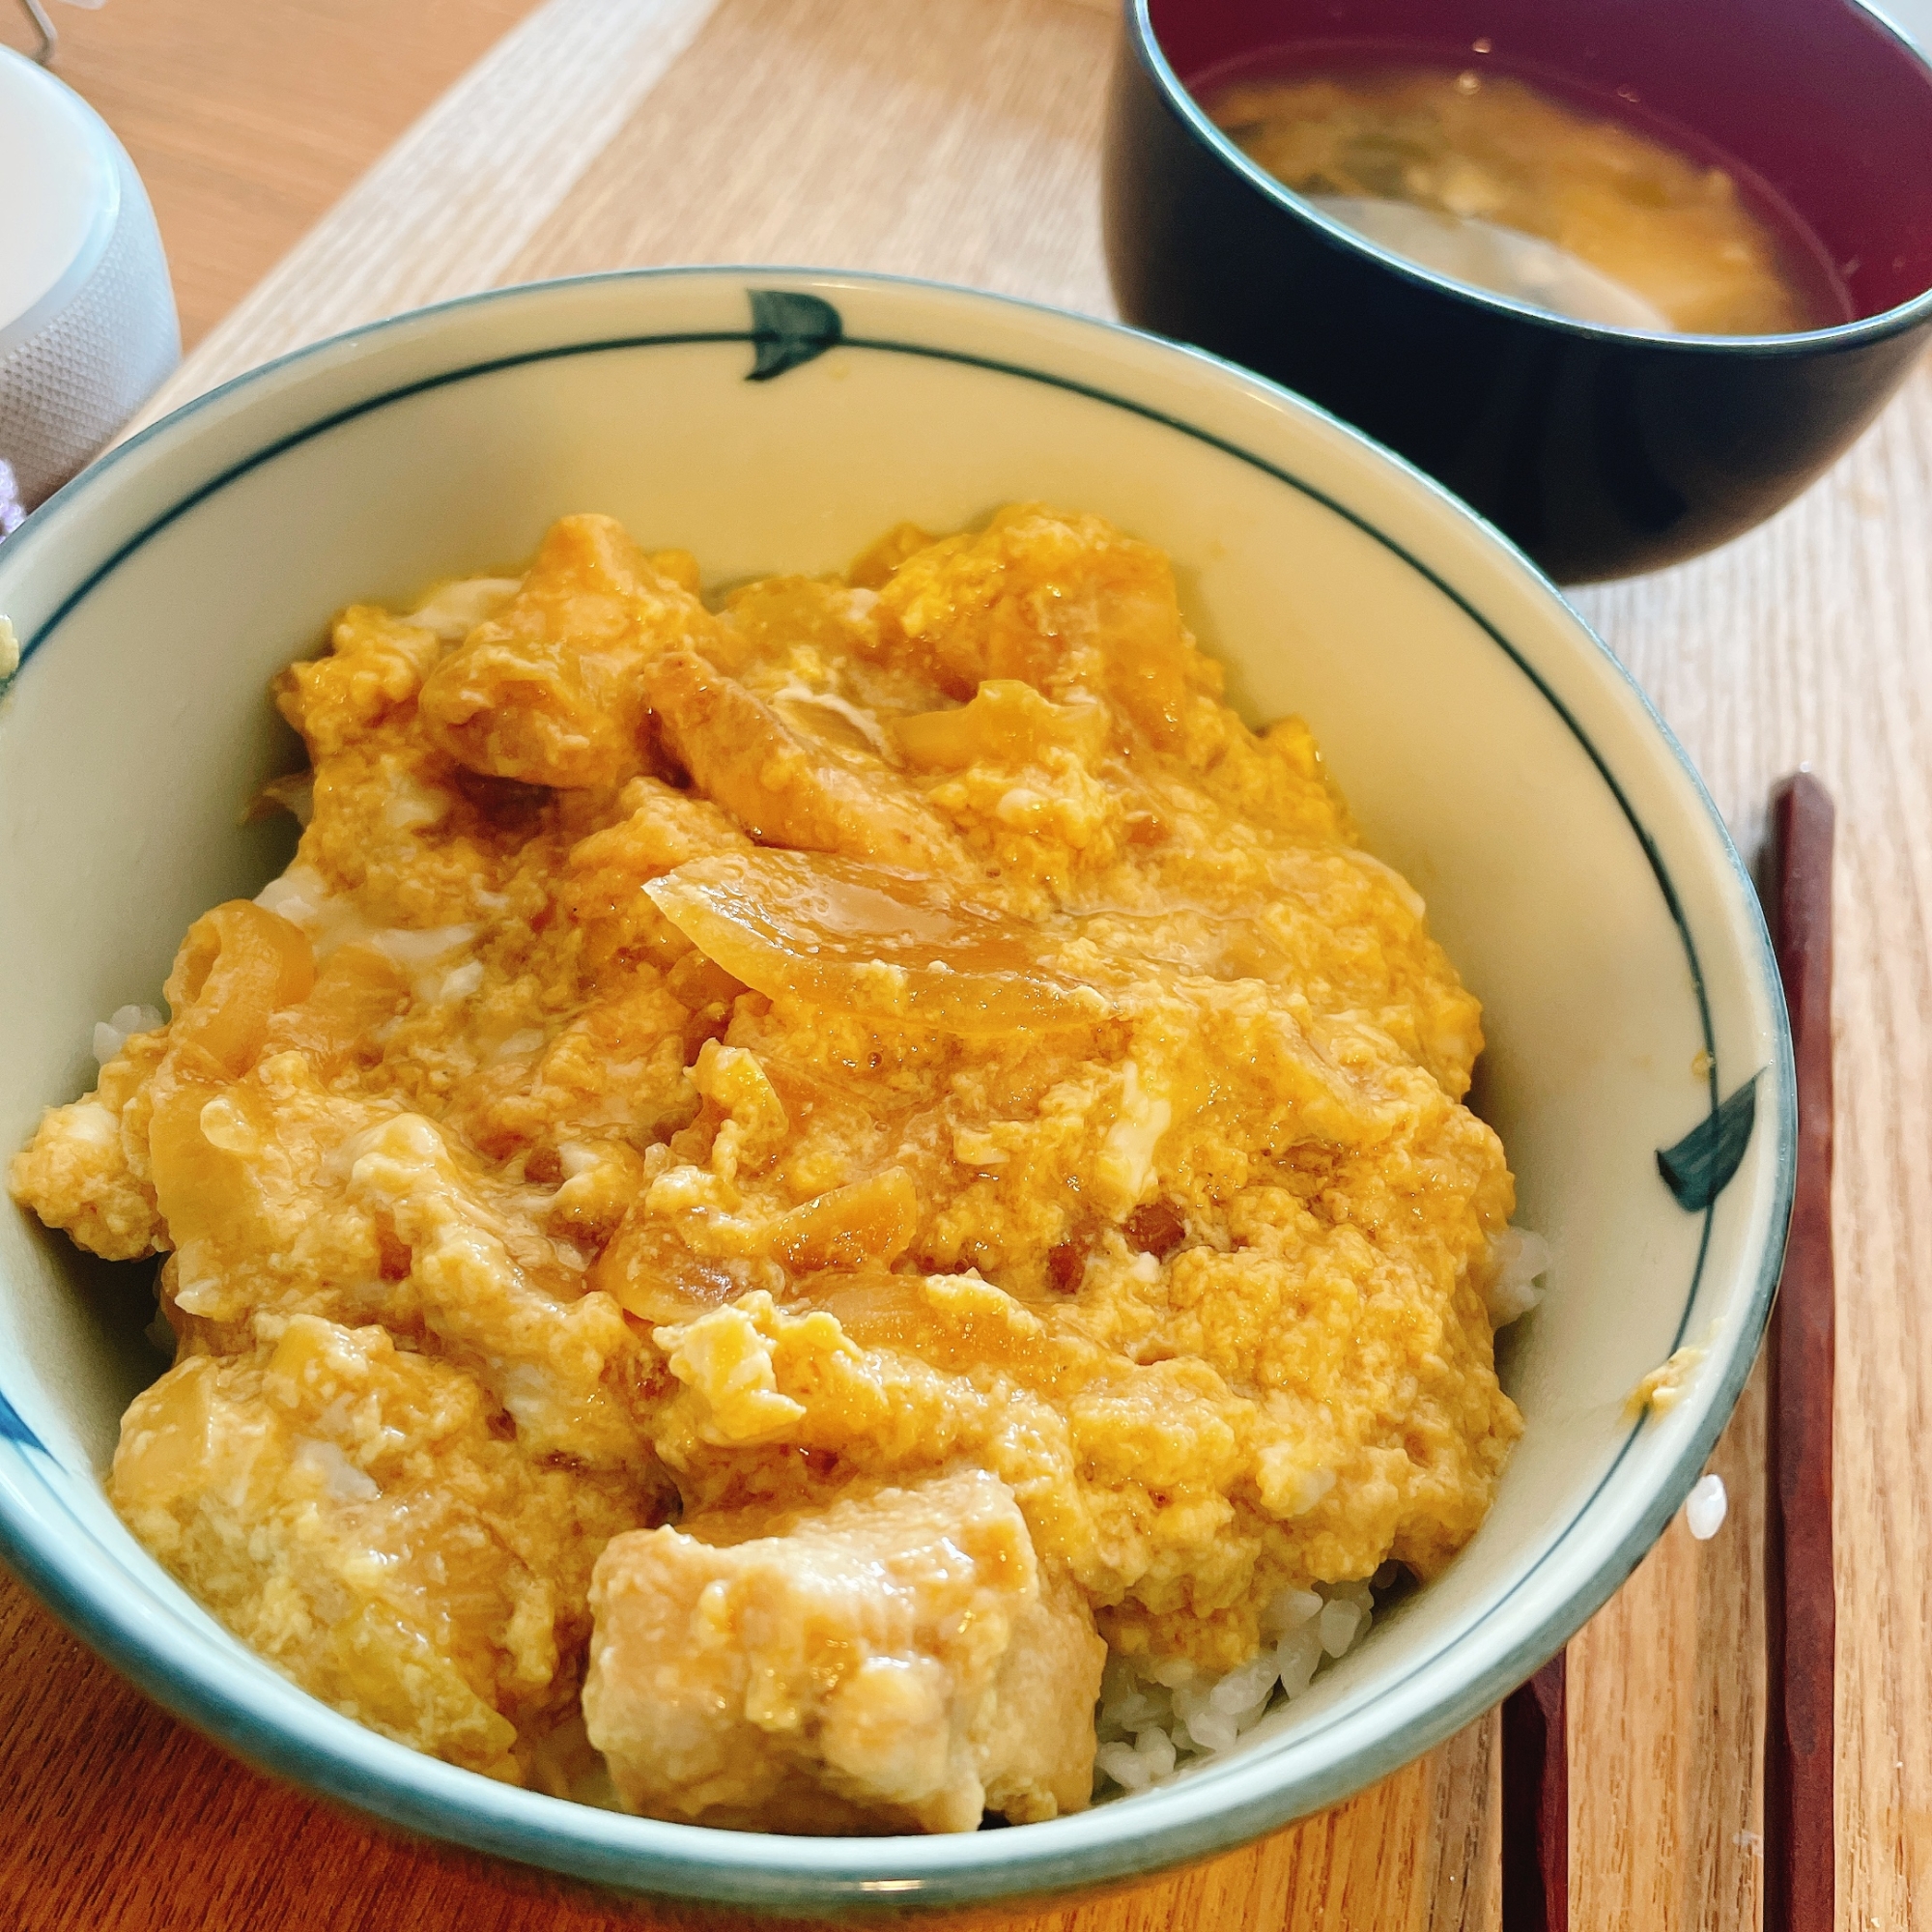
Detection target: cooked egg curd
<box><xmin>12</xmin><ymin>505</ymin><xmax>1522</xmax><ymax>1830</ymax></box>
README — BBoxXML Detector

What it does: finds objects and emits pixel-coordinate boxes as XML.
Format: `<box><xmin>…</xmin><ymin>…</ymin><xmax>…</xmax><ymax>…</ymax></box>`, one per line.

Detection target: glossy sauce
<box><xmin>1207</xmin><ymin>63</ymin><xmax>1845</xmax><ymax>334</ymax></box>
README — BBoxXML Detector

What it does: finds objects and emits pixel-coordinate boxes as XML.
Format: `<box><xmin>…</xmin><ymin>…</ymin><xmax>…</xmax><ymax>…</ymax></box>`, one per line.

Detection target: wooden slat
<box><xmin>125</xmin><ymin>0</ymin><xmax>727</xmax><ymax>432</ymax></box>
<box><xmin>503</xmin><ymin>0</ymin><xmax>1117</xmax><ymax>312</ymax></box>
<box><xmin>1567</xmin><ymin>1368</ymin><xmax>1770</xmax><ymax>1932</ymax></box>
<box><xmin>1576</xmin><ymin>361</ymin><xmax>1932</xmax><ymax>1930</ymax></box>
<box><xmin>0</xmin><ymin>0</ymin><xmax>544</xmax><ymax>351</ymax></box>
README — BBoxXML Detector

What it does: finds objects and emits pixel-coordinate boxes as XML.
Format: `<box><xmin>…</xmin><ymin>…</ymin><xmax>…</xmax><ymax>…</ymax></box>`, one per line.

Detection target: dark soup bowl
<box><xmin>1103</xmin><ymin>0</ymin><xmax>1932</xmax><ymax>581</ymax></box>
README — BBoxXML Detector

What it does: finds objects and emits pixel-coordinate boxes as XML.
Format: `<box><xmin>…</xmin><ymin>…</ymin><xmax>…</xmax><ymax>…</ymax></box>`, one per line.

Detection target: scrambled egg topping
<box><xmin>11</xmin><ymin>506</ymin><xmax>1521</xmax><ymax>1827</ymax></box>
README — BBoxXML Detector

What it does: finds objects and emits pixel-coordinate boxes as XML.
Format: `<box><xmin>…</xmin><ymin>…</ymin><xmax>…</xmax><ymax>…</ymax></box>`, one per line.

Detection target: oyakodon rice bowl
<box><xmin>0</xmin><ymin>270</ymin><xmax>1791</xmax><ymax>1911</ymax></box>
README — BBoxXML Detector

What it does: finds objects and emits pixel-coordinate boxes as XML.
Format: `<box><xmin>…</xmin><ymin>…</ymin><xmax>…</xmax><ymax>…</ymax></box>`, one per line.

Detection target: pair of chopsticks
<box><xmin>1500</xmin><ymin>773</ymin><xmax>1836</xmax><ymax>1932</ymax></box>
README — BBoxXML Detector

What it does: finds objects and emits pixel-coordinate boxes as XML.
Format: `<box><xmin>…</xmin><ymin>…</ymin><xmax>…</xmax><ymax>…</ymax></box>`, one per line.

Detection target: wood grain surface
<box><xmin>0</xmin><ymin>0</ymin><xmax>545</xmax><ymax>351</ymax></box>
<box><xmin>6</xmin><ymin>0</ymin><xmax>1928</xmax><ymax>1926</ymax></box>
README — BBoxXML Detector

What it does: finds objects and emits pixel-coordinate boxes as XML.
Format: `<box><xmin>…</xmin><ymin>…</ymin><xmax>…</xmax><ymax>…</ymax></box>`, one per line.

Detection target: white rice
<box><xmin>92</xmin><ymin>1003</ymin><xmax>163</xmax><ymax>1066</ymax></box>
<box><xmin>1684</xmin><ymin>1472</ymin><xmax>1728</xmax><ymax>1541</ymax></box>
<box><xmin>1485</xmin><ymin>1226</ymin><xmax>1551</xmax><ymax>1325</ymax></box>
<box><xmin>1094</xmin><ymin>1576</ymin><xmax>1379</xmax><ymax>1796</ymax></box>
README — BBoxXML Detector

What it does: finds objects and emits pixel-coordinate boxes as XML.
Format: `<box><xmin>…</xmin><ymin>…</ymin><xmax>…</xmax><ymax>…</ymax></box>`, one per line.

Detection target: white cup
<box><xmin>0</xmin><ymin>43</ymin><xmax>180</xmax><ymax>526</ymax></box>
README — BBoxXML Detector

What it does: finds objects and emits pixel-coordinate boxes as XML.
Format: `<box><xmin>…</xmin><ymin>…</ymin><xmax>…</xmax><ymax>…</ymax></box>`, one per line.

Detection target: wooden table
<box><xmin>4</xmin><ymin>1</ymin><xmax>1928</xmax><ymax>1925</ymax></box>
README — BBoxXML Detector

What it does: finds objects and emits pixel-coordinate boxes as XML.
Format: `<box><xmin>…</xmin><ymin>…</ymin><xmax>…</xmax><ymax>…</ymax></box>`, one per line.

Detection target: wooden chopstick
<box><xmin>1501</xmin><ymin>1653</ymin><xmax>1568</xmax><ymax>1931</ymax></box>
<box><xmin>1763</xmin><ymin>771</ymin><xmax>1837</xmax><ymax>1932</ymax></box>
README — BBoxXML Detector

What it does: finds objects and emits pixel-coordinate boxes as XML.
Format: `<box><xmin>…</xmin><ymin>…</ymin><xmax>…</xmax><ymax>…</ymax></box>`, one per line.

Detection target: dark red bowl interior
<box><xmin>1150</xmin><ymin>0</ymin><xmax>1932</xmax><ymax>324</ymax></box>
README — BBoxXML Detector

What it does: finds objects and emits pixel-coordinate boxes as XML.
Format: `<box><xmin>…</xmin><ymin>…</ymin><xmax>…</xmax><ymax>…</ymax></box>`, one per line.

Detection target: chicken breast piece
<box><xmin>415</xmin><ymin>514</ymin><xmax>718</xmax><ymax>790</ymax></box>
<box><xmin>112</xmin><ymin>1314</ymin><xmax>659</xmax><ymax>1783</ymax></box>
<box><xmin>582</xmin><ymin>1468</ymin><xmax>1105</xmax><ymax>1833</ymax></box>
<box><xmin>641</xmin><ymin>648</ymin><xmax>965</xmax><ymax>871</ymax></box>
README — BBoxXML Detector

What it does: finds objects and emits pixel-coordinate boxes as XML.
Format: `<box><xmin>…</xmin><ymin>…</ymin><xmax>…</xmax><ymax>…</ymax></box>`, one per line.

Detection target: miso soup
<box><xmin>1207</xmin><ymin>64</ymin><xmax>1845</xmax><ymax>335</ymax></box>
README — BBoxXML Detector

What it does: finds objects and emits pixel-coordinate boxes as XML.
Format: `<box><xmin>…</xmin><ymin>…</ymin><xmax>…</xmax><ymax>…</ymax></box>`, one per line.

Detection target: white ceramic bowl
<box><xmin>0</xmin><ymin>270</ymin><xmax>1792</xmax><ymax>1915</ymax></box>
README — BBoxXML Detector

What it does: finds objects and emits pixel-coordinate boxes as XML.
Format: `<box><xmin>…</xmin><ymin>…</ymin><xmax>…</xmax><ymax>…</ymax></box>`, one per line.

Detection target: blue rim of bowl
<box><xmin>0</xmin><ymin>267</ymin><xmax>1796</xmax><ymax>1912</ymax></box>
<box><xmin>1124</xmin><ymin>0</ymin><xmax>1932</xmax><ymax>354</ymax></box>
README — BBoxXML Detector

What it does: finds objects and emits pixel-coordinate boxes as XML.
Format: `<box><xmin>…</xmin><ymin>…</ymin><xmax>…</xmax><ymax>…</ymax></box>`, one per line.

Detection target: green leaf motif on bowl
<box><xmin>1657</xmin><ymin>1070</ymin><xmax>1761</xmax><ymax>1212</ymax></box>
<box><xmin>0</xmin><ymin>1387</ymin><xmax>45</xmax><ymax>1455</ymax></box>
<box><xmin>747</xmin><ymin>290</ymin><xmax>843</xmax><ymax>382</ymax></box>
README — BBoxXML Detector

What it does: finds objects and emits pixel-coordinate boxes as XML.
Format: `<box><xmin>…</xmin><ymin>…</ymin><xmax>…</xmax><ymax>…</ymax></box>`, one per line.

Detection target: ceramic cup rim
<box><xmin>0</xmin><ymin>45</ymin><xmax>127</xmax><ymax>360</ymax></box>
<box><xmin>1124</xmin><ymin>0</ymin><xmax>1932</xmax><ymax>354</ymax></box>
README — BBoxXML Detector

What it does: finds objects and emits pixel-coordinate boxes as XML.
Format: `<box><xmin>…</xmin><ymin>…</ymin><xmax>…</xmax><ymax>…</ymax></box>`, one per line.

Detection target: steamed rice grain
<box><xmin>1094</xmin><ymin>1578</ymin><xmax>1378</xmax><ymax>1797</ymax></box>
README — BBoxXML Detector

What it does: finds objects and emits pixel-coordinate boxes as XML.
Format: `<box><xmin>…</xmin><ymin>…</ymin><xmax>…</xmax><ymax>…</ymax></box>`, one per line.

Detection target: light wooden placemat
<box><xmin>12</xmin><ymin>1</ymin><xmax>1931</xmax><ymax>1925</ymax></box>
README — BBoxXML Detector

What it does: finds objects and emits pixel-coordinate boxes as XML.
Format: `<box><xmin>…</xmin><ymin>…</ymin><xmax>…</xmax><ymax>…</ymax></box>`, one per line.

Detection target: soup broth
<box><xmin>1207</xmin><ymin>63</ymin><xmax>1844</xmax><ymax>335</ymax></box>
